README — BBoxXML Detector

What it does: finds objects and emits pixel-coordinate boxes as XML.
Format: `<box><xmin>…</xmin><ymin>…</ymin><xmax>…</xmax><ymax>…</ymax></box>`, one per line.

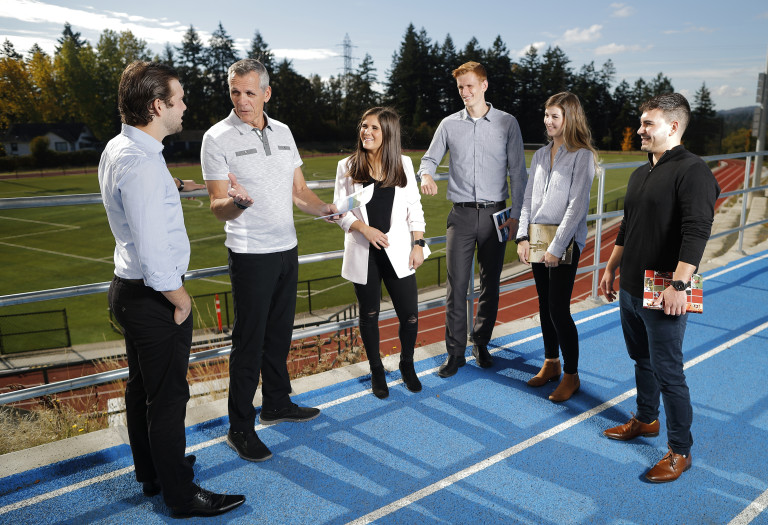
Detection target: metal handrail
<box><xmin>1</xmin><ymin>151</ymin><xmax>766</xmax><ymax>405</ymax></box>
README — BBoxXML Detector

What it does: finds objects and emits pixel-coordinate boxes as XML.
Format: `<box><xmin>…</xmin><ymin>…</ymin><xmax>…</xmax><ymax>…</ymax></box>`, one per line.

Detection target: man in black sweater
<box><xmin>599</xmin><ymin>93</ymin><xmax>720</xmax><ymax>483</ymax></box>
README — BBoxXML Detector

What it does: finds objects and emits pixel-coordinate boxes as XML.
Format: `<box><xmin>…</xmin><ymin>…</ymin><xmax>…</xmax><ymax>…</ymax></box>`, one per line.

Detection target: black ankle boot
<box><xmin>399</xmin><ymin>361</ymin><xmax>422</xmax><ymax>392</ymax></box>
<box><xmin>370</xmin><ymin>366</ymin><xmax>389</xmax><ymax>399</ymax></box>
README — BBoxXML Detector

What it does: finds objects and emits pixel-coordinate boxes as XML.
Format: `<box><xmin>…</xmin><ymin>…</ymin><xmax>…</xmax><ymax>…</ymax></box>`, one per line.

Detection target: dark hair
<box><xmin>452</xmin><ymin>61</ymin><xmax>487</xmax><ymax>82</ymax></box>
<box><xmin>228</xmin><ymin>59</ymin><xmax>269</xmax><ymax>90</ymax></box>
<box><xmin>346</xmin><ymin>107</ymin><xmax>406</xmax><ymax>188</ymax></box>
<box><xmin>118</xmin><ymin>61</ymin><xmax>179</xmax><ymax>127</ymax></box>
<box><xmin>639</xmin><ymin>93</ymin><xmax>691</xmax><ymax>135</ymax></box>
<box><xmin>544</xmin><ymin>91</ymin><xmax>600</xmax><ymax>171</ymax></box>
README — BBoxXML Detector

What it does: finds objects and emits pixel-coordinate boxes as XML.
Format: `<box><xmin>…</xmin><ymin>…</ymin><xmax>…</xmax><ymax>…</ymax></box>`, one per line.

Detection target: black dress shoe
<box><xmin>170</xmin><ymin>487</ymin><xmax>245</xmax><ymax>518</ymax></box>
<box><xmin>438</xmin><ymin>354</ymin><xmax>466</xmax><ymax>378</ymax></box>
<box><xmin>142</xmin><ymin>455</ymin><xmax>197</xmax><ymax>497</ymax></box>
<box><xmin>472</xmin><ymin>345</ymin><xmax>493</xmax><ymax>368</ymax></box>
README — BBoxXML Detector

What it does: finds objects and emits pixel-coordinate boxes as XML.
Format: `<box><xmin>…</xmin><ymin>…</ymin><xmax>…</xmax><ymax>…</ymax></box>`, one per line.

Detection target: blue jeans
<box><xmin>619</xmin><ymin>290</ymin><xmax>693</xmax><ymax>456</ymax></box>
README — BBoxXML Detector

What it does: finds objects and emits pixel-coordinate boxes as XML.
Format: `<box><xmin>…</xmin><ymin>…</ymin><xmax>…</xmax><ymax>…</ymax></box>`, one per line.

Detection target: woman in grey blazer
<box><xmin>333</xmin><ymin>107</ymin><xmax>429</xmax><ymax>399</ymax></box>
<box><xmin>515</xmin><ymin>92</ymin><xmax>598</xmax><ymax>402</ymax></box>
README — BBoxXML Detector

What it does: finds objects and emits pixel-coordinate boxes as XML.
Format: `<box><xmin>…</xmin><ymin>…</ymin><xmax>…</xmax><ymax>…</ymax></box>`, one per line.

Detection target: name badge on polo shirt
<box><xmin>278</xmin><ymin>145</ymin><xmax>291</xmax><ymax>151</ymax></box>
<box><xmin>235</xmin><ymin>149</ymin><xmax>259</xmax><ymax>157</ymax></box>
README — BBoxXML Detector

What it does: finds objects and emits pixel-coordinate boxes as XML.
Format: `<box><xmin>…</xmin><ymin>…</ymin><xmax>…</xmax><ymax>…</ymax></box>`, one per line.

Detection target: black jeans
<box><xmin>108</xmin><ymin>277</ymin><xmax>195</xmax><ymax>508</ymax></box>
<box><xmin>530</xmin><ymin>244</ymin><xmax>581</xmax><ymax>374</ymax></box>
<box><xmin>620</xmin><ymin>289</ymin><xmax>693</xmax><ymax>456</ymax></box>
<box><xmin>227</xmin><ymin>247</ymin><xmax>297</xmax><ymax>432</ymax></box>
<box><xmin>444</xmin><ymin>203</ymin><xmax>507</xmax><ymax>355</ymax></box>
<box><xmin>353</xmin><ymin>247</ymin><xmax>418</xmax><ymax>369</ymax></box>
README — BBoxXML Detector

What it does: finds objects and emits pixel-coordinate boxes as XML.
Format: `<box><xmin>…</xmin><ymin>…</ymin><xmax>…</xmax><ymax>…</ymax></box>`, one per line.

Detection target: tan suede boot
<box><xmin>527</xmin><ymin>359</ymin><xmax>562</xmax><ymax>387</ymax></box>
<box><xmin>549</xmin><ymin>372</ymin><xmax>580</xmax><ymax>402</ymax></box>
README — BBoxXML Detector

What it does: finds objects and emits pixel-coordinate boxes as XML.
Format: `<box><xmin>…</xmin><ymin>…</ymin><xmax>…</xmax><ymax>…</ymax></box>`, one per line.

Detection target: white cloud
<box><xmin>663</xmin><ymin>26</ymin><xmax>715</xmax><ymax>35</ymax></box>
<box><xmin>610</xmin><ymin>3</ymin><xmax>634</xmax><ymax>17</ymax></box>
<box><xmin>514</xmin><ymin>41</ymin><xmax>547</xmax><ymax>57</ymax></box>
<box><xmin>1</xmin><ymin>0</ymin><xmax>196</xmax><ymax>50</ymax></box>
<box><xmin>595</xmin><ymin>43</ymin><xmax>651</xmax><ymax>55</ymax></box>
<box><xmin>560</xmin><ymin>25</ymin><xmax>602</xmax><ymax>44</ymax></box>
<box><xmin>272</xmin><ymin>49</ymin><xmax>338</xmax><ymax>61</ymax></box>
<box><xmin>716</xmin><ymin>85</ymin><xmax>747</xmax><ymax>97</ymax></box>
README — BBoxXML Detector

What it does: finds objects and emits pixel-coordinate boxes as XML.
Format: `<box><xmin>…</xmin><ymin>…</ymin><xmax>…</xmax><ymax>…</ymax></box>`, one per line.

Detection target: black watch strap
<box><xmin>413</xmin><ymin>239</ymin><xmax>426</xmax><ymax>247</ymax></box>
<box><xmin>671</xmin><ymin>280</ymin><xmax>690</xmax><ymax>291</ymax></box>
<box><xmin>514</xmin><ymin>236</ymin><xmax>529</xmax><ymax>245</ymax></box>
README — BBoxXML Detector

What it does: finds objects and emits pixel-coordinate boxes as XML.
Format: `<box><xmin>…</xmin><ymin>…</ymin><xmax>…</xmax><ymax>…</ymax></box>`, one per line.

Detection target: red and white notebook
<box><xmin>642</xmin><ymin>270</ymin><xmax>703</xmax><ymax>314</ymax></box>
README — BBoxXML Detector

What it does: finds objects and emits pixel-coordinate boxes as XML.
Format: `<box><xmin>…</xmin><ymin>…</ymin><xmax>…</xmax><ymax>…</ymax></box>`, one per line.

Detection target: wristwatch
<box><xmin>176</xmin><ymin>178</ymin><xmax>184</xmax><ymax>191</ymax></box>
<box><xmin>514</xmin><ymin>236</ymin><xmax>529</xmax><ymax>245</ymax></box>
<box><xmin>670</xmin><ymin>280</ymin><xmax>690</xmax><ymax>291</ymax></box>
<box><xmin>413</xmin><ymin>239</ymin><xmax>426</xmax><ymax>247</ymax></box>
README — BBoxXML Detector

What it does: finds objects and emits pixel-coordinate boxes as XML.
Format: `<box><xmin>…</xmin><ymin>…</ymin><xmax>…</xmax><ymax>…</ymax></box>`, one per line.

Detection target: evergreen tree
<box><xmin>206</xmin><ymin>23</ymin><xmax>240</xmax><ymax>123</ymax></box>
<box><xmin>248</xmin><ymin>31</ymin><xmax>275</xmax><ymax>72</ymax></box>
<box><xmin>483</xmin><ymin>36</ymin><xmax>516</xmax><ymax>115</ymax></box>
<box><xmin>344</xmin><ymin>54</ymin><xmax>380</xmax><ymax>125</ymax></box>
<box><xmin>1</xmin><ymin>39</ymin><xmax>22</xmax><ymax>60</ymax></box>
<box><xmin>268</xmin><ymin>59</ymin><xmax>318</xmax><ymax>140</ymax></box>
<box><xmin>436</xmin><ymin>35</ymin><xmax>461</xmax><ymax>115</ymax></box>
<box><xmin>56</xmin><ymin>22</ymin><xmax>86</xmax><ymax>51</ymax></box>
<box><xmin>513</xmin><ymin>46</ymin><xmax>542</xmax><ymax>142</ymax></box>
<box><xmin>176</xmin><ymin>26</ymin><xmax>208</xmax><ymax>128</ymax></box>
<box><xmin>689</xmin><ymin>82</ymin><xmax>721</xmax><ymax>154</ymax></box>
<box><xmin>54</xmin><ymin>24</ymin><xmax>98</xmax><ymax>130</ymax></box>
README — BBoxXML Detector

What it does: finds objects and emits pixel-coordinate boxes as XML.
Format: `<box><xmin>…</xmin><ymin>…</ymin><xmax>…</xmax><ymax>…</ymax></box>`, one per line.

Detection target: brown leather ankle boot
<box><xmin>527</xmin><ymin>360</ymin><xmax>561</xmax><ymax>387</ymax></box>
<box><xmin>549</xmin><ymin>372</ymin><xmax>580</xmax><ymax>402</ymax></box>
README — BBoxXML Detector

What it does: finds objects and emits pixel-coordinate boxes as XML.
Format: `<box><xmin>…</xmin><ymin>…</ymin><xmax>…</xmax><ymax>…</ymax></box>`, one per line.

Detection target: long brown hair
<box><xmin>346</xmin><ymin>107</ymin><xmax>406</xmax><ymax>188</ymax></box>
<box><xmin>545</xmin><ymin>91</ymin><xmax>600</xmax><ymax>171</ymax></box>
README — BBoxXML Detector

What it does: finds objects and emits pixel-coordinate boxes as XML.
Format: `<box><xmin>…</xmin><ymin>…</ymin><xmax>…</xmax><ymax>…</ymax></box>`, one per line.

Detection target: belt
<box><xmin>115</xmin><ymin>276</ymin><xmax>145</xmax><ymax>286</ymax></box>
<box><xmin>453</xmin><ymin>201</ymin><xmax>506</xmax><ymax>209</ymax></box>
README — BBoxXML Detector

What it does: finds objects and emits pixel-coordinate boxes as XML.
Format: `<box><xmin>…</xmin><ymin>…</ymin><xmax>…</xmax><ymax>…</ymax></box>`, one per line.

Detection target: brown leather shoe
<box><xmin>603</xmin><ymin>416</ymin><xmax>660</xmax><ymax>441</ymax></box>
<box><xmin>527</xmin><ymin>360</ymin><xmax>561</xmax><ymax>387</ymax></box>
<box><xmin>645</xmin><ymin>447</ymin><xmax>692</xmax><ymax>483</ymax></box>
<box><xmin>548</xmin><ymin>372</ymin><xmax>579</xmax><ymax>402</ymax></box>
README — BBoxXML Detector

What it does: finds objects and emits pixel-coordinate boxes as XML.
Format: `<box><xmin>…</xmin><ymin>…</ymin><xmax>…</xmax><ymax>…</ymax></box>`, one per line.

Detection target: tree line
<box><xmin>0</xmin><ymin>22</ymin><xmax>738</xmax><ymax>157</ymax></box>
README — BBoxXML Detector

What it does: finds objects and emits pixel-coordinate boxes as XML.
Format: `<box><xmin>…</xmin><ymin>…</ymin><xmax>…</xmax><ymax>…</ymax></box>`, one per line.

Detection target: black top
<box><xmin>364</xmin><ymin>178</ymin><xmax>395</xmax><ymax>235</ymax></box>
<box><xmin>616</xmin><ymin>145</ymin><xmax>721</xmax><ymax>297</ymax></box>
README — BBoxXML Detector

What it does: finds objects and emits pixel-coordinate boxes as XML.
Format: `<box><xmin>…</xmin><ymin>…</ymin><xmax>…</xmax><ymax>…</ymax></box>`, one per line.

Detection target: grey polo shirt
<box><xmin>201</xmin><ymin>110</ymin><xmax>302</xmax><ymax>254</ymax></box>
<box><xmin>418</xmin><ymin>103</ymin><xmax>528</xmax><ymax>218</ymax></box>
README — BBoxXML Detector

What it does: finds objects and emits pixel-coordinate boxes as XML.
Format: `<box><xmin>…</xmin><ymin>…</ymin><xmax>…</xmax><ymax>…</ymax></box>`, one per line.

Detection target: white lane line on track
<box><xmin>347</xmin><ymin>318</ymin><xmax>768</xmax><ymax>525</ymax></box>
<box><xmin>0</xmin><ymin>467</ymin><xmax>135</xmax><ymax>516</ymax></box>
<box><xmin>730</xmin><ymin>486</ymin><xmax>768</xmax><ymax>525</ymax></box>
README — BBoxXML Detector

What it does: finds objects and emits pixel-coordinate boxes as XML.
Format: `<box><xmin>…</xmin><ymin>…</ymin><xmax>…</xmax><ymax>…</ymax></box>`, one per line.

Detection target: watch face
<box><xmin>672</xmin><ymin>280</ymin><xmax>686</xmax><ymax>291</ymax></box>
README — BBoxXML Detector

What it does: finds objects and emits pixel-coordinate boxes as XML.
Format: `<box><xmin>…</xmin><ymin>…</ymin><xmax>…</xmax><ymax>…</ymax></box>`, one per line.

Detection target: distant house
<box><xmin>0</xmin><ymin>123</ymin><xmax>98</xmax><ymax>156</ymax></box>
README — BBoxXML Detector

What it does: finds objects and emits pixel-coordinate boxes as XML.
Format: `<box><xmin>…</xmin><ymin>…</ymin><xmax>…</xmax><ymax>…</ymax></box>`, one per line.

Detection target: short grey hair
<box><xmin>228</xmin><ymin>59</ymin><xmax>270</xmax><ymax>91</ymax></box>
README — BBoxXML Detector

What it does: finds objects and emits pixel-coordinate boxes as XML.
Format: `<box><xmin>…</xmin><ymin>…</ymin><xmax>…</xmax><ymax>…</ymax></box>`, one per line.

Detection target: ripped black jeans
<box><xmin>353</xmin><ymin>247</ymin><xmax>419</xmax><ymax>370</ymax></box>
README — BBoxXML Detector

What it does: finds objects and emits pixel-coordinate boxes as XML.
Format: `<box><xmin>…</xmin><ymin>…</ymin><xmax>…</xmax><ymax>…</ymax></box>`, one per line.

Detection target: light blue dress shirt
<box><xmin>99</xmin><ymin>124</ymin><xmax>190</xmax><ymax>292</ymax></box>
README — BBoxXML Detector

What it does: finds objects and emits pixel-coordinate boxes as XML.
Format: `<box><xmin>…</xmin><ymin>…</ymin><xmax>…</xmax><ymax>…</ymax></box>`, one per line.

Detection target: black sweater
<box><xmin>616</xmin><ymin>145</ymin><xmax>721</xmax><ymax>297</ymax></box>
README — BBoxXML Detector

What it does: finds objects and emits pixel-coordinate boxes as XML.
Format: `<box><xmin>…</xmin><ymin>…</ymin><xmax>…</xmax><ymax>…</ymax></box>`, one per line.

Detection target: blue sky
<box><xmin>1</xmin><ymin>0</ymin><xmax>767</xmax><ymax>111</ymax></box>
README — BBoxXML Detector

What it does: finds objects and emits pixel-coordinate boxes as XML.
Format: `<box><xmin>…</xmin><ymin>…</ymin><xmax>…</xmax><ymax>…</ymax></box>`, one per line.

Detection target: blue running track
<box><xmin>2</xmin><ymin>251</ymin><xmax>768</xmax><ymax>524</ymax></box>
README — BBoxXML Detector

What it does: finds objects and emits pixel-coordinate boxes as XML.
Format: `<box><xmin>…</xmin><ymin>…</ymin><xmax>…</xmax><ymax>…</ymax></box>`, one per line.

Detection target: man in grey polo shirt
<box><xmin>419</xmin><ymin>61</ymin><xmax>527</xmax><ymax>378</ymax></box>
<box><xmin>201</xmin><ymin>59</ymin><xmax>339</xmax><ymax>463</ymax></box>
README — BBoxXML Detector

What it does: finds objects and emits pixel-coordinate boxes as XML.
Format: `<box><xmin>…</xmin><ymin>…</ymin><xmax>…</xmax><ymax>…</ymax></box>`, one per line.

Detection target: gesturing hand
<box><xmin>227</xmin><ymin>173</ymin><xmax>254</xmax><ymax>208</ymax></box>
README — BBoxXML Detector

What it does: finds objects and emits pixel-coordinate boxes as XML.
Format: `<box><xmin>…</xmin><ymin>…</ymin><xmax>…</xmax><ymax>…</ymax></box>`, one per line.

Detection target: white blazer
<box><xmin>334</xmin><ymin>155</ymin><xmax>430</xmax><ymax>284</ymax></box>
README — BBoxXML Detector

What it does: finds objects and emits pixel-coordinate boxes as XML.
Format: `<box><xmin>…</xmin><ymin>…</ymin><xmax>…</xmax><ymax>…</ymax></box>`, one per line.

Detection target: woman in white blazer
<box><xmin>333</xmin><ymin>107</ymin><xmax>430</xmax><ymax>399</ymax></box>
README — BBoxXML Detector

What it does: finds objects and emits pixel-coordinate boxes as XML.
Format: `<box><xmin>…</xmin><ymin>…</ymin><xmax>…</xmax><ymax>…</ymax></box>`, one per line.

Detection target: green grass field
<box><xmin>0</xmin><ymin>150</ymin><xmax>646</xmax><ymax>348</ymax></box>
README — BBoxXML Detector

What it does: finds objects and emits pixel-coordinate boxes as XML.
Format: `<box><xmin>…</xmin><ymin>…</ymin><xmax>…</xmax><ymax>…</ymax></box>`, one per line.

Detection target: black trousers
<box><xmin>353</xmin><ymin>247</ymin><xmax>418</xmax><ymax>369</ymax></box>
<box><xmin>444</xmin><ymin>203</ymin><xmax>507</xmax><ymax>355</ymax></box>
<box><xmin>530</xmin><ymin>244</ymin><xmax>582</xmax><ymax>374</ymax></box>
<box><xmin>227</xmin><ymin>247</ymin><xmax>297</xmax><ymax>432</ymax></box>
<box><xmin>108</xmin><ymin>277</ymin><xmax>195</xmax><ymax>508</ymax></box>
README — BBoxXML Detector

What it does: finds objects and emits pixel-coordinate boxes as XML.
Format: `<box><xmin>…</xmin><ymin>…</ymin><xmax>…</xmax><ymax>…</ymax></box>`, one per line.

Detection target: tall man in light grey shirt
<box><xmin>420</xmin><ymin>61</ymin><xmax>527</xmax><ymax>378</ymax></box>
<box><xmin>202</xmin><ymin>59</ymin><xmax>339</xmax><ymax>463</ymax></box>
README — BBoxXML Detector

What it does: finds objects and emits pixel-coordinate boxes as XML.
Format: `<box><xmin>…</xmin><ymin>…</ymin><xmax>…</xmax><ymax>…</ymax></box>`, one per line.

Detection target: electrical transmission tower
<box><xmin>337</xmin><ymin>33</ymin><xmax>357</xmax><ymax>94</ymax></box>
